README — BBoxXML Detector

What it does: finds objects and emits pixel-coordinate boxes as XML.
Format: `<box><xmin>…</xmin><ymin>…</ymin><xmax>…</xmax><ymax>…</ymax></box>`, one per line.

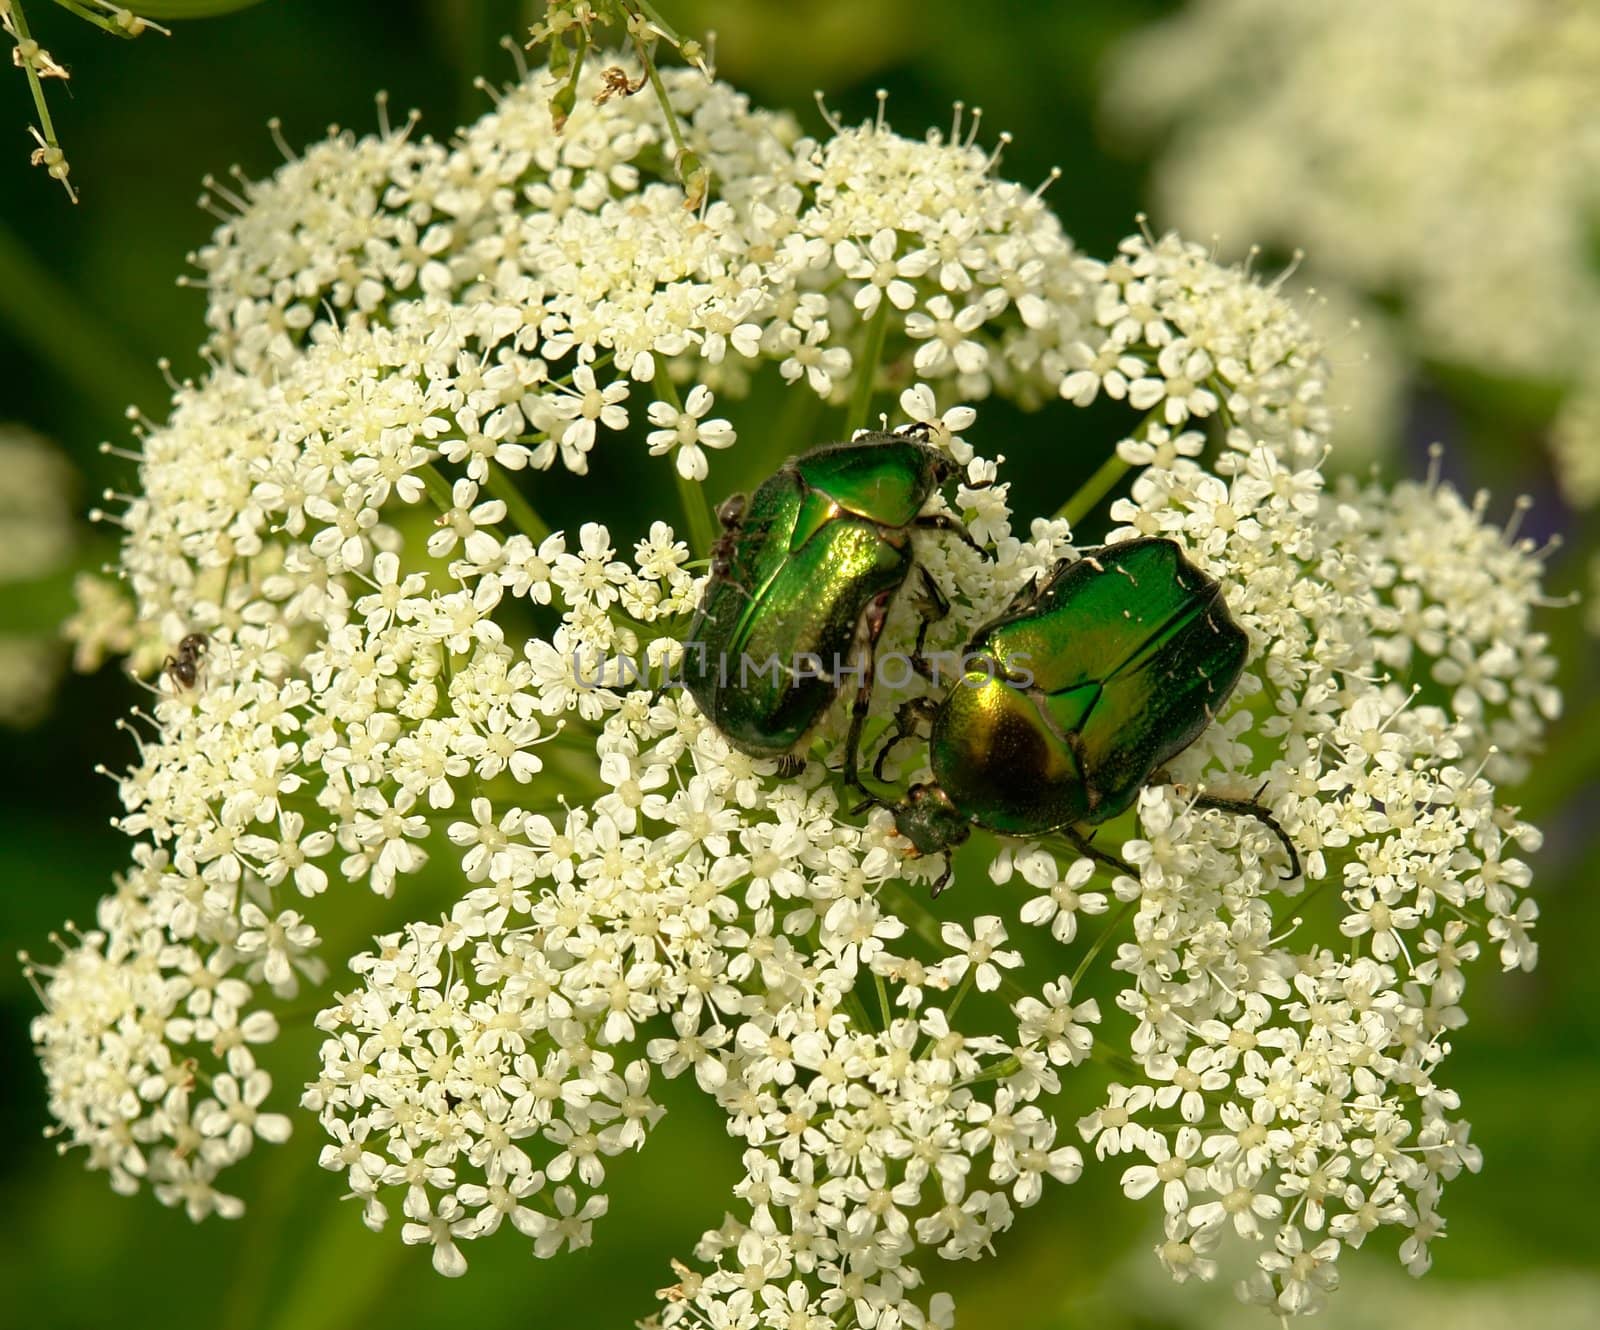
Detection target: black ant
<box><xmin>163</xmin><ymin>633</ymin><xmax>209</xmax><ymax>691</ymax></box>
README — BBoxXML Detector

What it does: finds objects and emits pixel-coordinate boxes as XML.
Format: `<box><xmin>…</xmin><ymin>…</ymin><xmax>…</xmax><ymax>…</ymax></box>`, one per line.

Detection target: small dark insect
<box><xmin>163</xmin><ymin>632</ymin><xmax>209</xmax><ymax>691</ymax></box>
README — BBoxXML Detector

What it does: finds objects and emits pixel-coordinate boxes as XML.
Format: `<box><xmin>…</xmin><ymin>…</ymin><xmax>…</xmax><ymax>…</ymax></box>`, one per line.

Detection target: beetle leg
<box><xmin>909</xmin><ymin>566</ymin><xmax>952</xmax><ymax>680</ymax></box>
<box><xmin>775</xmin><ymin>753</ymin><xmax>806</xmax><ymax>778</ymax></box>
<box><xmin>929</xmin><ymin>858</ymin><xmax>956</xmax><ymax>897</ymax></box>
<box><xmin>1063</xmin><ymin>825</ymin><xmax>1135</xmax><ymax>878</ymax></box>
<box><xmin>911</xmin><ymin>512</ymin><xmax>990</xmax><ymax>560</ymax></box>
<box><xmin>1189</xmin><ymin>793</ymin><xmax>1303</xmax><ymax>881</ymax></box>
<box><xmin>872</xmin><ymin>695</ymin><xmax>940</xmax><ymax>781</ymax></box>
<box><xmin>840</xmin><ymin>589</ymin><xmax>896</xmax><ymax>794</ymax></box>
<box><xmin>1065</xmin><ymin>729</ymin><xmax>1104</xmax><ymax>814</ymax></box>
<box><xmin>1003</xmin><ymin>569</ymin><xmax>1047</xmax><ymax>615</ymax></box>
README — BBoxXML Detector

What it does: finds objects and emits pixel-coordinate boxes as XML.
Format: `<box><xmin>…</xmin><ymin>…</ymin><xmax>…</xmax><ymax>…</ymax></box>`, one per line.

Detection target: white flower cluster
<box><xmin>25</xmin><ymin>845</ymin><xmax>289</xmax><ymax>1219</ymax></box>
<box><xmin>30</xmin><ymin>56</ymin><xmax>1557</xmax><ymax>1326</ymax></box>
<box><xmin>1103</xmin><ymin>0</ymin><xmax>1600</xmax><ymax>502</ymax></box>
<box><xmin>1087</xmin><ymin>450</ymin><xmax>1553</xmax><ymax>1317</ymax></box>
<box><xmin>0</xmin><ymin>425</ymin><xmax>75</xmax><ymax>725</ymax></box>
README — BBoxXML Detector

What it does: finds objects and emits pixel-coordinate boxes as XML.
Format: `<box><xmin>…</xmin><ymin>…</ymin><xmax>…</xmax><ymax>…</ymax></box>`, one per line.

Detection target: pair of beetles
<box><xmin>681</xmin><ymin>427</ymin><xmax>1299</xmax><ymax>894</ymax></box>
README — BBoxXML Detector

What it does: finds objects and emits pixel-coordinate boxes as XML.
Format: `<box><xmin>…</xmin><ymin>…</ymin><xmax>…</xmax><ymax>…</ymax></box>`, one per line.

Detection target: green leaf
<box><xmin>126</xmin><ymin>0</ymin><xmax>270</xmax><ymax>19</ymax></box>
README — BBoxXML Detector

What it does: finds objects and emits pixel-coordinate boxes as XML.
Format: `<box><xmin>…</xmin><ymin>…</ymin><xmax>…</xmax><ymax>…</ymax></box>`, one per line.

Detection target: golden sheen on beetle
<box><xmin>875</xmin><ymin>538</ymin><xmax>1300</xmax><ymax>893</ymax></box>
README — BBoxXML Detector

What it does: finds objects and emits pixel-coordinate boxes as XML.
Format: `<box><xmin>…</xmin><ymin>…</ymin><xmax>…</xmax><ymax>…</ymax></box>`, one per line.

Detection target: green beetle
<box><xmin>874</xmin><ymin>537</ymin><xmax>1299</xmax><ymax>892</ymax></box>
<box><xmin>681</xmin><ymin>427</ymin><xmax>978</xmax><ymax>786</ymax></box>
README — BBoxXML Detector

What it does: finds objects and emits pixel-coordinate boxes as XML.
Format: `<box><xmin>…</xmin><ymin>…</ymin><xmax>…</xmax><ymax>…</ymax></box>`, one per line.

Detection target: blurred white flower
<box><xmin>0</xmin><ymin>426</ymin><xmax>76</xmax><ymax>726</ymax></box>
<box><xmin>1105</xmin><ymin>0</ymin><xmax>1600</xmax><ymax>499</ymax></box>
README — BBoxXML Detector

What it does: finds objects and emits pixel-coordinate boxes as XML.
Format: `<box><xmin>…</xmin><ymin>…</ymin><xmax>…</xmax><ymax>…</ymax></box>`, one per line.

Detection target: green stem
<box><xmin>958</xmin><ymin>1055</ymin><xmax>1021</xmax><ymax>1089</ymax></box>
<box><xmin>1090</xmin><ymin>1037</ymin><xmax>1139</xmax><ymax>1077</ymax></box>
<box><xmin>1056</xmin><ymin>450</ymin><xmax>1130</xmax><ymax>529</ymax></box>
<box><xmin>418</xmin><ymin>463</ymin><xmax>456</xmax><ymax>512</ymax></box>
<box><xmin>944</xmin><ymin>969</ymin><xmax>976</xmax><ymax>1025</ymax></box>
<box><xmin>873</xmin><ymin>971</ymin><xmax>893</xmax><ymax>1026</ymax></box>
<box><xmin>1070</xmin><ymin>899</ymin><xmax>1134</xmax><ymax>990</ymax></box>
<box><xmin>0</xmin><ymin>221</ymin><xmax>156</xmax><ymax>413</ymax></box>
<box><xmin>635</xmin><ymin>40</ymin><xmax>685</xmax><ymax>157</ymax></box>
<box><xmin>483</xmin><ymin>464</ymin><xmax>553</xmax><ymax>543</ymax></box>
<box><xmin>49</xmin><ymin>0</ymin><xmax>135</xmax><ymax>37</ymax></box>
<box><xmin>885</xmin><ymin>880</ymin><xmax>948</xmax><ymax>952</ymax></box>
<box><xmin>1054</xmin><ymin>404</ymin><xmax>1173</xmax><ymax>528</ymax></box>
<box><xmin>842</xmin><ymin>295</ymin><xmax>892</xmax><ymax>439</ymax></box>
<box><xmin>842</xmin><ymin>988</ymin><xmax>875</xmax><ymax>1034</ymax></box>
<box><xmin>8</xmin><ymin>2</ymin><xmax>62</xmax><ymax>148</ymax></box>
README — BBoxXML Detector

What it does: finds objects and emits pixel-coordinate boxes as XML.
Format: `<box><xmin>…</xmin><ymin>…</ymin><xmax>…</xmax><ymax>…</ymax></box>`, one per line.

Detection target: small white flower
<box><xmin>938</xmin><ymin>915</ymin><xmax>1023</xmax><ymax>992</ymax></box>
<box><xmin>645</xmin><ymin>385</ymin><xmax>736</xmax><ymax>480</ymax></box>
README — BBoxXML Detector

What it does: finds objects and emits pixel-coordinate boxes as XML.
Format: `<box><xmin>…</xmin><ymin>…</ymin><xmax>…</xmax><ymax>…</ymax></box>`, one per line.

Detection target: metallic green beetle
<box><xmin>875</xmin><ymin>537</ymin><xmax>1299</xmax><ymax>891</ymax></box>
<box><xmin>681</xmin><ymin>427</ymin><xmax>977</xmax><ymax>786</ymax></box>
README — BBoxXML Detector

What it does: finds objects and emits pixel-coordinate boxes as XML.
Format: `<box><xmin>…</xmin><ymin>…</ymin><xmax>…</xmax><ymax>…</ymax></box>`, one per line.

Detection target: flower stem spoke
<box><xmin>1070</xmin><ymin>899</ymin><xmax>1134</xmax><ymax>991</ymax></box>
<box><xmin>629</xmin><ymin>17</ymin><xmax>707</xmax><ymax>206</ymax></box>
<box><xmin>49</xmin><ymin>0</ymin><xmax>135</xmax><ymax>38</ymax></box>
<box><xmin>677</xmin><ymin>466</ymin><xmax>719</xmax><ymax>556</ymax></box>
<box><xmin>843</xmin><ymin>295</ymin><xmax>892</xmax><ymax>439</ymax></box>
<box><xmin>957</xmin><ymin>1055</ymin><xmax>1021</xmax><ymax>1090</ymax></box>
<box><xmin>1088</xmin><ymin>1039</ymin><xmax>1139</xmax><ymax>1077</ymax></box>
<box><xmin>883</xmin><ymin>879</ymin><xmax>949</xmax><ymax>953</ymax></box>
<box><xmin>1056</xmin><ymin>449</ymin><xmax>1130</xmax><ymax>529</ymax></box>
<box><xmin>842</xmin><ymin>988</ymin><xmax>875</xmax><ymax>1035</ymax></box>
<box><xmin>418</xmin><ymin>462</ymin><xmax>456</xmax><ymax>513</ymax></box>
<box><xmin>9</xmin><ymin>1</ymin><xmax>59</xmax><ymax>135</ymax></box>
<box><xmin>485</xmin><ymin>463</ymin><xmax>554</xmax><ymax>544</ymax></box>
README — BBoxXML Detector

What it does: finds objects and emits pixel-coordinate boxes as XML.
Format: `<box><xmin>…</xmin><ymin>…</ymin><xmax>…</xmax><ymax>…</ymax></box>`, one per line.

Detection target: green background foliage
<box><xmin>0</xmin><ymin>3</ymin><xmax>1595</xmax><ymax>1326</ymax></box>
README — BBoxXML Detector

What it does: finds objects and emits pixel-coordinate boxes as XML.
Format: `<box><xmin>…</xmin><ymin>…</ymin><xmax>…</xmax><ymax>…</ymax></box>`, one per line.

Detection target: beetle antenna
<box><xmin>1063</xmin><ymin>826</ymin><xmax>1135</xmax><ymax>879</ymax></box>
<box><xmin>1189</xmin><ymin>792</ymin><xmax>1302</xmax><ymax>881</ymax></box>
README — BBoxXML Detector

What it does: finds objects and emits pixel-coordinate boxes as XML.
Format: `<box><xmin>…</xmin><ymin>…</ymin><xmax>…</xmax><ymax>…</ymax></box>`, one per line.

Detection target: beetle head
<box><xmin>890</xmin><ymin>782</ymin><xmax>972</xmax><ymax>857</ymax></box>
<box><xmin>922</xmin><ymin>445</ymin><xmax>960</xmax><ymax>490</ymax></box>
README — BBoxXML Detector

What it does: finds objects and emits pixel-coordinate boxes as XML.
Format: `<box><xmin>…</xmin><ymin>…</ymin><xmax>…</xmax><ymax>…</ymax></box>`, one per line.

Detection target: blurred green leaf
<box><xmin>129</xmin><ymin>0</ymin><xmax>271</xmax><ymax>17</ymax></box>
